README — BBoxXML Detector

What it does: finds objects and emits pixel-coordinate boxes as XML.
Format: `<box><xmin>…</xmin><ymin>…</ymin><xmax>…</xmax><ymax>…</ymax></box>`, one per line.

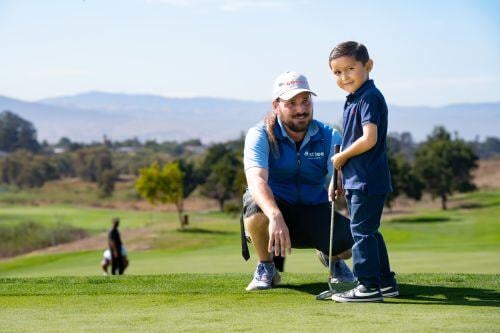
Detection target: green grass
<box><xmin>1</xmin><ymin>190</ymin><xmax>499</xmax><ymax>277</ymax></box>
<box><xmin>0</xmin><ymin>204</ymin><xmax>182</xmax><ymax>232</ymax></box>
<box><xmin>0</xmin><ymin>274</ymin><xmax>498</xmax><ymax>332</ymax></box>
<box><xmin>0</xmin><ymin>178</ymin><xmax>139</xmax><ymax>205</ymax></box>
<box><xmin>0</xmin><ymin>190</ymin><xmax>499</xmax><ymax>331</ymax></box>
<box><xmin>383</xmin><ymin>191</ymin><xmax>500</xmax><ymax>252</ymax></box>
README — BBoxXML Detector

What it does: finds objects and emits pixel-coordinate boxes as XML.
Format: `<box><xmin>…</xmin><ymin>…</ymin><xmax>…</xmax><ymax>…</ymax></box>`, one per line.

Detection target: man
<box><xmin>108</xmin><ymin>217</ymin><xmax>126</xmax><ymax>275</ymax></box>
<box><xmin>242</xmin><ymin>71</ymin><xmax>355</xmax><ymax>291</ymax></box>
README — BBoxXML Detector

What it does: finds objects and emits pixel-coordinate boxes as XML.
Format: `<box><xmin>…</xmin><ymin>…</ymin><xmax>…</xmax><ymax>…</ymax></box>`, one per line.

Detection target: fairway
<box><xmin>1</xmin><ymin>274</ymin><xmax>498</xmax><ymax>332</ymax></box>
<box><xmin>0</xmin><ymin>204</ymin><xmax>179</xmax><ymax>232</ymax></box>
<box><xmin>1</xmin><ymin>191</ymin><xmax>499</xmax><ymax>277</ymax></box>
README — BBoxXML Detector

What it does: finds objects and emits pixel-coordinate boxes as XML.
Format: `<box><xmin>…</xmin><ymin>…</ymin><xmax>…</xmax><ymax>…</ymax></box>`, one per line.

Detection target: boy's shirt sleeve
<box><xmin>359</xmin><ymin>93</ymin><xmax>382</xmax><ymax>126</ymax></box>
<box><xmin>243</xmin><ymin>125</ymin><xmax>270</xmax><ymax>171</ymax></box>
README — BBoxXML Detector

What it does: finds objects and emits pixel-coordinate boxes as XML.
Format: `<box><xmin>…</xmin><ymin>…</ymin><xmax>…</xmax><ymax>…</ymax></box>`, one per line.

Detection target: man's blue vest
<box><xmin>268</xmin><ymin>120</ymin><xmax>332</xmax><ymax>205</ymax></box>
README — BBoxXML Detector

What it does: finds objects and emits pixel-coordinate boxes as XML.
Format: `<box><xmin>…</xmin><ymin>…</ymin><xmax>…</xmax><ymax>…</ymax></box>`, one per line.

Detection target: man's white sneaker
<box><xmin>246</xmin><ymin>262</ymin><xmax>281</xmax><ymax>291</ymax></box>
<box><xmin>317</xmin><ymin>251</ymin><xmax>356</xmax><ymax>283</ymax></box>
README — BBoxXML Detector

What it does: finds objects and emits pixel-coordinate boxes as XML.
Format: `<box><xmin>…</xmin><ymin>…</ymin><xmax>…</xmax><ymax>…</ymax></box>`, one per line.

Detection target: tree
<box><xmin>0</xmin><ymin>150</ymin><xmax>56</xmax><ymax>188</ymax></box>
<box><xmin>98</xmin><ymin>169</ymin><xmax>118</xmax><ymax>198</ymax></box>
<box><xmin>385</xmin><ymin>152</ymin><xmax>424</xmax><ymax>208</ymax></box>
<box><xmin>201</xmin><ymin>144</ymin><xmax>243</xmax><ymax>211</ymax></box>
<box><xmin>469</xmin><ymin>136</ymin><xmax>500</xmax><ymax>159</ymax></box>
<box><xmin>414</xmin><ymin>126</ymin><xmax>478</xmax><ymax>210</ymax></box>
<box><xmin>73</xmin><ymin>147</ymin><xmax>116</xmax><ymax>196</ymax></box>
<box><xmin>387</xmin><ymin>132</ymin><xmax>417</xmax><ymax>161</ymax></box>
<box><xmin>74</xmin><ymin>147</ymin><xmax>113</xmax><ymax>182</ymax></box>
<box><xmin>177</xmin><ymin>159</ymin><xmax>202</xmax><ymax>199</ymax></box>
<box><xmin>136</xmin><ymin>162</ymin><xmax>185</xmax><ymax>228</ymax></box>
<box><xmin>56</xmin><ymin>137</ymin><xmax>82</xmax><ymax>152</ymax></box>
<box><xmin>0</xmin><ymin>111</ymin><xmax>40</xmax><ymax>153</ymax></box>
<box><xmin>386</xmin><ymin>132</ymin><xmax>424</xmax><ymax>208</ymax></box>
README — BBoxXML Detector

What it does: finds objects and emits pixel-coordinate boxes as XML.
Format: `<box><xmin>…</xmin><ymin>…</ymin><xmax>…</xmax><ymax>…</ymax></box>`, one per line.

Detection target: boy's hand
<box><xmin>332</xmin><ymin>152</ymin><xmax>347</xmax><ymax>170</ymax></box>
<box><xmin>328</xmin><ymin>175</ymin><xmax>345</xmax><ymax>201</ymax></box>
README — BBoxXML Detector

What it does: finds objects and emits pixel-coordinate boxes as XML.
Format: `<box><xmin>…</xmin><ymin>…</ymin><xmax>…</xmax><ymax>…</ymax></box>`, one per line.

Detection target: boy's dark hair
<box><xmin>329</xmin><ymin>41</ymin><xmax>370</xmax><ymax>68</ymax></box>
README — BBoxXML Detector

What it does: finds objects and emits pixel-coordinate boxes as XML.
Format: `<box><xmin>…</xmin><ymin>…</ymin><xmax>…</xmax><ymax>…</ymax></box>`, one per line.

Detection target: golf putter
<box><xmin>316</xmin><ymin>145</ymin><xmax>340</xmax><ymax>301</ymax></box>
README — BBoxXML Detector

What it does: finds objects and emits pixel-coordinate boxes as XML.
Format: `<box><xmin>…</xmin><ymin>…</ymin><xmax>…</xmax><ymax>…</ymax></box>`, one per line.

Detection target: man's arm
<box><xmin>333</xmin><ymin>123</ymin><xmax>377</xmax><ymax>170</ymax></box>
<box><xmin>245</xmin><ymin>167</ymin><xmax>292</xmax><ymax>257</ymax></box>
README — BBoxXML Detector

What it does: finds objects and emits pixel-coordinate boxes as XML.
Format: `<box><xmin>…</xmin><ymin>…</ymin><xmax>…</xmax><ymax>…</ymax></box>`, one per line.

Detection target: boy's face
<box><xmin>329</xmin><ymin>56</ymin><xmax>373</xmax><ymax>94</ymax></box>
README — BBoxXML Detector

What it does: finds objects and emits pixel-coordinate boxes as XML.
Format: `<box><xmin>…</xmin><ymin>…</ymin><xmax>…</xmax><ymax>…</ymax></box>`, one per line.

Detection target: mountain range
<box><xmin>0</xmin><ymin>92</ymin><xmax>498</xmax><ymax>143</ymax></box>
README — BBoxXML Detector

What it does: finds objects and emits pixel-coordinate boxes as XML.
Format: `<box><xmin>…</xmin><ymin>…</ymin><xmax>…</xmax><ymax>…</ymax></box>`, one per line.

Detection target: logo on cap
<box><xmin>273</xmin><ymin>71</ymin><xmax>317</xmax><ymax>100</ymax></box>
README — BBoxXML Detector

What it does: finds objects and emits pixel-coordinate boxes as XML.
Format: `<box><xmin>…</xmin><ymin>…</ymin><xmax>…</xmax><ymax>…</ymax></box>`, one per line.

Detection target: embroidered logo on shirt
<box><xmin>304</xmin><ymin>151</ymin><xmax>324</xmax><ymax>160</ymax></box>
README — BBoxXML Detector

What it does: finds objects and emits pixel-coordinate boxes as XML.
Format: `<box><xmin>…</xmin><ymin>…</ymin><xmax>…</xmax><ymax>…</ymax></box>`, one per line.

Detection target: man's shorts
<box><xmin>242</xmin><ymin>192</ymin><xmax>353</xmax><ymax>256</ymax></box>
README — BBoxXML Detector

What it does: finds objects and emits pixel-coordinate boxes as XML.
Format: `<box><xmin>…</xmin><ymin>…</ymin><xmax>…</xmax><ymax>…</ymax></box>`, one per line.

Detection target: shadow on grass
<box><xmin>389</xmin><ymin>216</ymin><xmax>451</xmax><ymax>223</ymax></box>
<box><xmin>453</xmin><ymin>202</ymin><xmax>484</xmax><ymax>210</ymax></box>
<box><xmin>278</xmin><ymin>282</ymin><xmax>355</xmax><ymax>296</ymax></box>
<box><xmin>176</xmin><ymin>228</ymin><xmax>234</xmax><ymax>235</ymax></box>
<box><xmin>451</xmin><ymin>201</ymin><xmax>499</xmax><ymax>210</ymax></box>
<box><xmin>391</xmin><ymin>283</ymin><xmax>500</xmax><ymax>307</ymax></box>
<box><xmin>278</xmin><ymin>282</ymin><xmax>500</xmax><ymax>307</ymax></box>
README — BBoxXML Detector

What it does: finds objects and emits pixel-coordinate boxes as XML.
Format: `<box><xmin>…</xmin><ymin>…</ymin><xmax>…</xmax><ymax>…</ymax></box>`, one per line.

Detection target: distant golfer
<box><xmin>107</xmin><ymin>217</ymin><xmax>128</xmax><ymax>275</ymax></box>
<box><xmin>242</xmin><ymin>71</ymin><xmax>355</xmax><ymax>291</ymax></box>
<box><xmin>101</xmin><ymin>245</ymin><xmax>129</xmax><ymax>275</ymax></box>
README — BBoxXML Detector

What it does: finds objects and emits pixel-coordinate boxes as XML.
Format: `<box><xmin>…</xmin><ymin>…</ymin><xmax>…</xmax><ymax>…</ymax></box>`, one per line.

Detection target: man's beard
<box><xmin>280</xmin><ymin>109</ymin><xmax>313</xmax><ymax>133</ymax></box>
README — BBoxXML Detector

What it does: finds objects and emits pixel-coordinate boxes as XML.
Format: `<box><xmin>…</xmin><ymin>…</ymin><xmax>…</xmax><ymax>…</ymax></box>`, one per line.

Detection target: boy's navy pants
<box><xmin>346</xmin><ymin>189</ymin><xmax>396</xmax><ymax>288</ymax></box>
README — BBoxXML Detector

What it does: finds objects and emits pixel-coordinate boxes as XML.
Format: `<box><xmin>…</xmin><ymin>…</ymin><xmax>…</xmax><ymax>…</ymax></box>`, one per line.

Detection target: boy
<box><xmin>328</xmin><ymin>41</ymin><xmax>398</xmax><ymax>302</ymax></box>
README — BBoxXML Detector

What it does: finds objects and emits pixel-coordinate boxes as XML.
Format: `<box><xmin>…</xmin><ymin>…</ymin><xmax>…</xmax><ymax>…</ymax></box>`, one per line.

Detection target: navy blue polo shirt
<box><xmin>341</xmin><ymin>79</ymin><xmax>392</xmax><ymax>195</ymax></box>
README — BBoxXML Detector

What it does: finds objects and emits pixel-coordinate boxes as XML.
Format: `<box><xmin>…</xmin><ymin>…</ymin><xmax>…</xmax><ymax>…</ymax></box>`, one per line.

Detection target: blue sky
<box><xmin>0</xmin><ymin>0</ymin><xmax>499</xmax><ymax>106</ymax></box>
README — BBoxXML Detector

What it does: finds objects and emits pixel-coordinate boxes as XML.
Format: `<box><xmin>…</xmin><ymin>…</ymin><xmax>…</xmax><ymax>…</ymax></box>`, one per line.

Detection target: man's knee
<box><xmin>334</xmin><ymin>248</ymin><xmax>352</xmax><ymax>260</ymax></box>
<box><xmin>244</xmin><ymin>212</ymin><xmax>268</xmax><ymax>232</ymax></box>
<box><xmin>244</xmin><ymin>213</ymin><xmax>269</xmax><ymax>244</ymax></box>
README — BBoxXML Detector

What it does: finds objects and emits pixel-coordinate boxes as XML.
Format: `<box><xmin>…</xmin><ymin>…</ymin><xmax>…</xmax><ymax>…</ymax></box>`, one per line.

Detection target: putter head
<box><xmin>316</xmin><ymin>277</ymin><xmax>335</xmax><ymax>300</ymax></box>
<box><xmin>316</xmin><ymin>289</ymin><xmax>335</xmax><ymax>300</ymax></box>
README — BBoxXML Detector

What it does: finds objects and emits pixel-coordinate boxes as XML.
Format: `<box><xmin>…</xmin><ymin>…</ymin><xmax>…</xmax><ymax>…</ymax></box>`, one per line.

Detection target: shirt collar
<box><xmin>347</xmin><ymin>79</ymin><xmax>374</xmax><ymax>100</ymax></box>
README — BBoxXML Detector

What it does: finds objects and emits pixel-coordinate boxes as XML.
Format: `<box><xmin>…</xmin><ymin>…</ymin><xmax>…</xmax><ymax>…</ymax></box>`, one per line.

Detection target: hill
<box><xmin>1</xmin><ymin>93</ymin><xmax>499</xmax><ymax>143</ymax></box>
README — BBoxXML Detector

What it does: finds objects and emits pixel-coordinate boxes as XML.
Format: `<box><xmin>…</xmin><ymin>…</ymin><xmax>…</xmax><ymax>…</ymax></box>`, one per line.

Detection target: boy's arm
<box><xmin>333</xmin><ymin>123</ymin><xmax>377</xmax><ymax>170</ymax></box>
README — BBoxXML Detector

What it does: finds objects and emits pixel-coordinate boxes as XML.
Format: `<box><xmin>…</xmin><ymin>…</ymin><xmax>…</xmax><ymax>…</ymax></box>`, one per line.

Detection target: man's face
<box><xmin>330</xmin><ymin>56</ymin><xmax>372</xmax><ymax>94</ymax></box>
<box><xmin>274</xmin><ymin>92</ymin><xmax>313</xmax><ymax>133</ymax></box>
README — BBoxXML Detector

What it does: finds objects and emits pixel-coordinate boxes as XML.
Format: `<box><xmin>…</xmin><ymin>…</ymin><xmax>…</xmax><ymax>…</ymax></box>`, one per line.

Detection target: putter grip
<box><xmin>333</xmin><ymin>145</ymin><xmax>340</xmax><ymax>194</ymax></box>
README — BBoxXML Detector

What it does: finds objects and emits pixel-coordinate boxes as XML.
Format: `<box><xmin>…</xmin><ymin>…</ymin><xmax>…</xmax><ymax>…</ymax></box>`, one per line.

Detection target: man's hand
<box><xmin>267</xmin><ymin>213</ymin><xmax>291</xmax><ymax>257</ymax></box>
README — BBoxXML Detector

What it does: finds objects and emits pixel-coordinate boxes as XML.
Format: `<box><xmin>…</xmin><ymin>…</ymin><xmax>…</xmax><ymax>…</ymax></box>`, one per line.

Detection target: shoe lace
<box><xmin>255</xmin><ymin>263</ymin><xmax>273</xmax><ymax>281</ymax></box>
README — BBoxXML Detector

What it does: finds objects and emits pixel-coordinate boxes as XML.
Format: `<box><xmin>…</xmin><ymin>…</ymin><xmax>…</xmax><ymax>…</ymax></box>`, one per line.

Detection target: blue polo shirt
<box><xmin>341</xmin><ymin>79</ymin><xmax>392</xmax><ymax>195</ymax></box>
<box><xmin>244</xmin><ymin>118</ymin><xmax>342</xmax><ymax>204</ymax></box>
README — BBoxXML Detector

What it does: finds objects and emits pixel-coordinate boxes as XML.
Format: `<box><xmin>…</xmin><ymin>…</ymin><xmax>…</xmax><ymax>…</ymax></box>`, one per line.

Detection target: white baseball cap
<box><xmin>272</xmin><ymin>71</ymin><xmax>317</xmax><ymax>100</ymax></box>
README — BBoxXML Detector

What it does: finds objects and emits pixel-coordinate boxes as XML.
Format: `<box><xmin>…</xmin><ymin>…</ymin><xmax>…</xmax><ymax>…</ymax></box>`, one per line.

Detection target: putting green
<box><xmin>0</xmin><ymin>274</ymin><xmax>498</xmax><ymax>332</ymax></box>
